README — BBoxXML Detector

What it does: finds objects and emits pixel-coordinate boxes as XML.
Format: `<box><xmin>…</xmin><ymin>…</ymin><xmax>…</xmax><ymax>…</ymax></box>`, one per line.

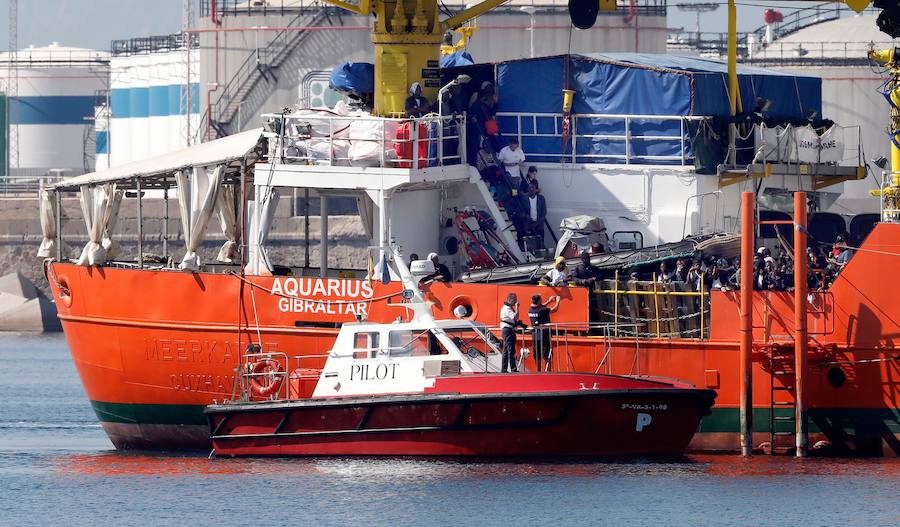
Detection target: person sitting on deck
<box><xmin>658</xmin><ymin>261</ymin><xmax>675</xmax><ymax>283</ymax></box>
<box><xmin>405</xmin><ymin>82</ymin><xmax>431</xmax><ymax>118</ymax></box>
<box><xmin>475</xmin><ymin>140</ymin><xmax>503</xmax><ymax>187</ymax></box>
<box><xmin>422</xmin><ymin>252</ymin><xmax>452</xmax><ymax>283</ymax></box>
<box><xmin>572</xmin><ymin>250</ymin><xmax>601</xmax><ymax>287</ymax></box>
<box><xmin>541</xmin><ymin>256</ymin><xmax>570</xmax><ymax>287</ymax></box>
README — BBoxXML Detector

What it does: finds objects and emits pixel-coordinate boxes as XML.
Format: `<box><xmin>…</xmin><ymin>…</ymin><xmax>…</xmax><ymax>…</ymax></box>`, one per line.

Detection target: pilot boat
<box><xmin>204</xmin><ymin>252</ymin><xmax>716</xmax><ymax>457</ymax></box>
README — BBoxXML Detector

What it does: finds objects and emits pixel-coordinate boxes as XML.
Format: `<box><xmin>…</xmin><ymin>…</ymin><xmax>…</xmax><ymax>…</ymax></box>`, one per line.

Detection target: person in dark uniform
<box><xmin>499</xmin><ymin>293</ymin><xmax>527</xmax><ymax>373</ymax></box>
<box><xmin>422</xmin><ymin>252</ymin><xmax>451</xmax><ymax>283</ymax></box>
<box><xmin>528</xmin><ymin>294</ymin><xmax>561</xmax><ymax>372</ymax></box>
<box><xmin>572</xmin><ymin>250</ymin><xmax>601</xmax><ymax>288</ymax></box>
<box><xmin>405</xmin><ymin>82</ymin><xmax>430</xmax><ymax>117</ymax></box>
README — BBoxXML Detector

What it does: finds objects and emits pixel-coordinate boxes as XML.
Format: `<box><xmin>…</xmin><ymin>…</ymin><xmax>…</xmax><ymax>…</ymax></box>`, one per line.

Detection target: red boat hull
<box><xmin>206</xmin><ymin>374</ymin><xmax>716</xmax><ymax>457</ymax></box>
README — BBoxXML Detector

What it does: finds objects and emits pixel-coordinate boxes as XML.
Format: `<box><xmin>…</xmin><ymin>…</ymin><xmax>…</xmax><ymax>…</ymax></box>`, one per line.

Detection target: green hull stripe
<box><xmin>90</xmin><ymin>400</ymin><xmax>207</xmax><ymax>426</ymax></box>
<box><xmin>90</xmin><ymin>400</ymin><xmax>899</xmax><ymax>434</ymax></box>
<box><xmin>699</xmin><ymin>407</ymin><xmax>900</xmax><ymax>434</ymax></box>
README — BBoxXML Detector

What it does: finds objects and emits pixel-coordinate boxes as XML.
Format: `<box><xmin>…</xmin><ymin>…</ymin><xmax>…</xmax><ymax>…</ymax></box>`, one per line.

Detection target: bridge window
<box><xmin>388</xmin><ymin>330</ymin><xmax>448</xmax><ymax>358</ymax></box>
<box><xmin>353</xmin><ymin>332</ymin><xmax>380</xmax><ymax>359</ymax></box>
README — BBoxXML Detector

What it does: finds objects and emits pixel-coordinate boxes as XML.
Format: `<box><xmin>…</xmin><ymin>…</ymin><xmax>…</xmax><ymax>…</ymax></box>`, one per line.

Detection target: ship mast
<box><xmin>320</xmin><ymin>0</ymin><xmax>508</xmax><ymax>116</ymax></box>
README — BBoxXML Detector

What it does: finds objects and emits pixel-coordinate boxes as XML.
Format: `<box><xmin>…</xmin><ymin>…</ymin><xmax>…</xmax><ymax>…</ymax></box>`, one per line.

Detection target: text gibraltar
<box><xmin>270</xmin><ymin>278</ymin><xmax>375</xmax><ymax>316</ymax></box>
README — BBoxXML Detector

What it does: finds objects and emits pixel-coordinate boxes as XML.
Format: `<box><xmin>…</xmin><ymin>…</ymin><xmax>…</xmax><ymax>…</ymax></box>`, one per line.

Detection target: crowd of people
<box><xmin>538</xmin><ymin>242</ymin><xmax>854</xmax><ymax>292</ymax></box>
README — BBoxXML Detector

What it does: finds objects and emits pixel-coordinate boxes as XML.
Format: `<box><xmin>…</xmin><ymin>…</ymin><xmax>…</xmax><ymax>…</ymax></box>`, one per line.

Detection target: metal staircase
<box><xmin>201</xmin><ymin>8</ymin><xmax>332</xmax><ymax>141</ymax></box>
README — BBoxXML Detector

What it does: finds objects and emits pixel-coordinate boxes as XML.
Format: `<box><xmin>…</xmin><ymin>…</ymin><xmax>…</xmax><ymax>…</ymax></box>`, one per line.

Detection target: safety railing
<box><xmin>110</xmin><ymin>33</ymin><xmax>199</xmax><ymax>56</ymax></box>
<box><xmin>3</xmin><ymin>174</ymin><xmax>68</xmax><ymax>196</ymax></box>
<box><xmin>495</xmin><ymin>112</ymin><xmax>708</xmax><ymax>166</ymax></box>
<box><xmin>592</xmin><ymin>273</ymin><xmax>712</xmax><ymax>340</ymax></box>
<box><xmin>201</xmin><ymin>0</ymin><xmax>668</xmax><ymax>18</ymax></box>
<box><xmin>238</xmin><ymin>350</ymin><xmax>329</xmax><ymax>401</ymax></box>
<box><xmin>748</xmin><ymin>41</ymin><xmax>896</xmax><ymax>64</ymax></box>
<box><xmin>879</xmin><ymin>171</ymin><xmax>900</xmax><ymax>224</ymax></box>
<box><xmin>751</xmin><ymin>123</ymin><xmax>863</xmax><ymax>167</ymax></box>
<box><xmin>263</xmin><ymin>113</ymin><xmax>466</xmax><ymax>168</ymax></box>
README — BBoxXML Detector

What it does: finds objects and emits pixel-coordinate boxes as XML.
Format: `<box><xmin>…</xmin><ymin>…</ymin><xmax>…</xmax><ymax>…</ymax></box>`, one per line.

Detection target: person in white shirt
<box><xmin>497</xmin><ymin>139</ymin><xmax>526</xmax><ymax>187</ymax></box>
<box><xmin>499</xmin><ymin>292</ymin><xmax>526</xmax><ymax>373</ymax></box>
<box><xmin>542</xmin><ymin>256</ymin><xmax>570</xmax><ymax>287</ymax></box>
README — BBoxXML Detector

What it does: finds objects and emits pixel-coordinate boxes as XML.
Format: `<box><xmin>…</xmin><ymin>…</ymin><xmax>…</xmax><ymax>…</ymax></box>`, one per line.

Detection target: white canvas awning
<box><xmin>50</xmin><ymin>128</ymin><xmax>264</xmax><ymax>191</ymax></box>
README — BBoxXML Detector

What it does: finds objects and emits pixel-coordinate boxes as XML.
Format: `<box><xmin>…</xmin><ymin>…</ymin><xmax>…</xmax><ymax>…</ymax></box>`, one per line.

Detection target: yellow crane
<box><xmin>319</xmin><ymin>0</ymin><xmax>510</xmax><ymax>115</ymax></box>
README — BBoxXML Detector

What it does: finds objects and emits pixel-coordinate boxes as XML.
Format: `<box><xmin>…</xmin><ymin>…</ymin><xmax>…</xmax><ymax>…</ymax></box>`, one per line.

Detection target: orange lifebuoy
<box><xmin>249</xmin><ymin>358</ymin><xmax>285</xmax><ymax>398</ymax></box>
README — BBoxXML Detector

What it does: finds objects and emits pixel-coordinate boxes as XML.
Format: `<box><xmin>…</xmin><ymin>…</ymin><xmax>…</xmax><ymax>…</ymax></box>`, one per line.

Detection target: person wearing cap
<box><xmin>573</xmin><ymin>250</ymin><xmax>601</xmax><ymax>287</ymax></box>
<box><xmin>528</xmin><ymin>293</ymin><xmax>561</xmax><ymax>372</ymax></box>
<box><xmin>405</xmin><ymin>82</ymin><xmax>430</xmax><ymax>118</ymax></box>
<box><xmin>422</xmin><ymin>252</ymin><xmax>451</xmax><ymax>283</ymax></box>
<box><xmin>541</xmin><ymin>256</ymin><xmax>570</xmax><ymax>287</ymax></box>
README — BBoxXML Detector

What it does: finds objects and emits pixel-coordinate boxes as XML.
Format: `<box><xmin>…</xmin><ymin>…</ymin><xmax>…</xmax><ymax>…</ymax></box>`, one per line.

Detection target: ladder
<box><xmin>768</xmin><ymin>341</ymin><xmax>797</xmax><ymax>455</ymax></box>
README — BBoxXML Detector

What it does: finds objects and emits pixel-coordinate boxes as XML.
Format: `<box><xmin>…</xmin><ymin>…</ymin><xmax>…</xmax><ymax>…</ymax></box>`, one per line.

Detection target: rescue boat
<box><xmin>204</xmin><ymin>254</ymin><xmax>716</xmax><ymax>457</ymax></box>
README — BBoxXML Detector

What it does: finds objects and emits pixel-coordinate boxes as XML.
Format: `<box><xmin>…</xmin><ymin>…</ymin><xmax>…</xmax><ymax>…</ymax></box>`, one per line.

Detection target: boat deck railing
<box><xmin>263</xmin><ymin>113</ymin><xmax>466</xmax><ymax>169</ymax></box>
<box><xmin>496</xmin><ymin>112</ymin><xmax>708</xmax><ymax>166</ymax></box>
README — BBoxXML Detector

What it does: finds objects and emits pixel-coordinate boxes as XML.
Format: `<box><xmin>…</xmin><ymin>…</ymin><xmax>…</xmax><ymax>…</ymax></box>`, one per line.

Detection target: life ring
<box><xmin>249</xmin><ymin>358</ymin><xmax>285</xmax><ymax>398</ymax></box>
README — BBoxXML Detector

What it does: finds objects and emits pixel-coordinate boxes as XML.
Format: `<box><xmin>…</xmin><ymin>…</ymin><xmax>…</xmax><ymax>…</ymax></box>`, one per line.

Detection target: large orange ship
<box><xmin>39</xmin><ymin>0</ymin><xmax>900</xmax><ymax>456</ymax></box>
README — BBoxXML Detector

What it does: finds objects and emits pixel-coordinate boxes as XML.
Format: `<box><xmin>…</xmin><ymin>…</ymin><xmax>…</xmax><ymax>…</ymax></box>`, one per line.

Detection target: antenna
<box><xmin>676</xmin><ymin>2</ymin><xmax>719</xmax><ymax>36</ymax></box>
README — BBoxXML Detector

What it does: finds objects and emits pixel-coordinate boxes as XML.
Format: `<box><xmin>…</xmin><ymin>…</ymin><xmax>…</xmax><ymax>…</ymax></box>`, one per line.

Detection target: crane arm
<box><xmin>319</xmin><ymin>0</ymin><xmax>372</xmax><ymax>16</ymax></box>
<box><xmin>441</xmin><ymin>0</ymin><xmax>510</xmax><ymax>32</ymax></box>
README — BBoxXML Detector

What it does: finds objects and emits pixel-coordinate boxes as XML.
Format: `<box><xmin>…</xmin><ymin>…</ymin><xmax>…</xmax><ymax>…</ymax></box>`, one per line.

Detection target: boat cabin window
<box><xmin>388</xmin><ymin>330</ymin><xmax>448</xmax><ymax>358</ymax></box>
<box><xmin>443</xmin><ymin>327</ymin><xmax>499</xmax><ymax>358</ymax></box>
<box><xmin>353</xmin><ymin>332</ymin><xmax>380</xmax><ymax>359</ymax></box>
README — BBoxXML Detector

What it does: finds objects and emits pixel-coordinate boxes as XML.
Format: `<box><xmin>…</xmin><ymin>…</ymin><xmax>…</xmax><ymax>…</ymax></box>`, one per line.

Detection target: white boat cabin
<box><xmin>312</xmin><ymin>318</ymin><xmax>506</xmax><ymax>398</ymax></box>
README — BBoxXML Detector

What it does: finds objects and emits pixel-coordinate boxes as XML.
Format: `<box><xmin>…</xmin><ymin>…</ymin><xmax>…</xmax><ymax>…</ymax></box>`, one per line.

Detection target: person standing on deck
<box><xmin>405</xmin><ymin>82</ymin><xmax>431</xmax><ymax>118</ymax></box>
<box><xmin>529</xmin><ymin>294</ymin><xmax>561</xmax><ymax>372</ymax></box>
<box><xmin>499</xmin><ymin>293</ymin><xmax>526</xmax><ymax>373</ymax></box>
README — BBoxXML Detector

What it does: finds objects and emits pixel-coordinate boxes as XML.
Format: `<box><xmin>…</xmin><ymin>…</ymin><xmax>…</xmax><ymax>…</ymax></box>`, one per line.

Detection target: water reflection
<box><xmin>50</xmin><ymin>452</ymin><xmax>899</xmax><ymax>481</ymax></box>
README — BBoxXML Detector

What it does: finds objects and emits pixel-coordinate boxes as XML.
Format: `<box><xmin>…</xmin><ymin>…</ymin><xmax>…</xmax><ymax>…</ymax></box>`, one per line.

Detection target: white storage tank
<box><xmin>0</xmin><ymin>42</ymin><xmax>109</xmax><ymax>178</ymax></box>
<box><xmin>108</xmin><ymin>34</ymin><xmax>199</xmax><ymax>167</ymax></box>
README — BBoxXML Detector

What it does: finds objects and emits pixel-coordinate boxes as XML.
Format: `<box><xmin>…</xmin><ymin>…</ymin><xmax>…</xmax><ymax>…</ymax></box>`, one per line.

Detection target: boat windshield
<box><xmin>437</xmin><ymin>325</ymin><xmax>501</xmax><ymax>359</ymax></box>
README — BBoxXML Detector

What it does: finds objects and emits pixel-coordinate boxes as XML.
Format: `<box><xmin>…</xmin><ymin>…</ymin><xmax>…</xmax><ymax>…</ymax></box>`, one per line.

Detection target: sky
<box><xmin>0</xmin><ymin>0</ymin><xmax>182</xmax><ymax>51</ymax></box>
<box><xmin>0</xmin><ymin>1</ymin><xmax>869</xmax><ymax>51</ymax></box>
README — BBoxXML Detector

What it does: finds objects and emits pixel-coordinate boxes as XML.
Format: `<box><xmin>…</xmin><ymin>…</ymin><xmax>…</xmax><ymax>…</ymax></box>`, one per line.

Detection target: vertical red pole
<box><xmin>740</xmin><ymin>191</ymin><xmax>754</xmax><ymax>456</ymax></box>
<box><xmin>793</xmin><ymin>191</ymin><xmax>808</xmax><ymax>457</ymax></box>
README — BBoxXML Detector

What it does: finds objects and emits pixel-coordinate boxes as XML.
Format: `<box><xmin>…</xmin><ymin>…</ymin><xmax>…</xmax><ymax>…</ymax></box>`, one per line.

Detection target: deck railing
<box><xmin>496</xmin><ymin>112</ymin><xmax>708</xmax><ymax>166</ymax></box>
<box><xmin>263</xmin><ymin>113</ymin><xmax>466</xmax><ymax>168</ymax></box>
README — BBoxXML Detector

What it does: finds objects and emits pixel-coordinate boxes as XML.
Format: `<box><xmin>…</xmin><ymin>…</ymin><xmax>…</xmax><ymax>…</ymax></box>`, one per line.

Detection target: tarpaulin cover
<box><xmin>494</xmin><ymin>53</ymin><xmax>822</xmax><ymax>164</ymax></box>
<box><xmin>440</xmin><ymin>51</ymin><xmax>475</xmax><ymax>68</ymax></box>
<box><xmin>329</xmin><ymin>62</ymin><xmax>375</xmax><ymax>97</ymax></box>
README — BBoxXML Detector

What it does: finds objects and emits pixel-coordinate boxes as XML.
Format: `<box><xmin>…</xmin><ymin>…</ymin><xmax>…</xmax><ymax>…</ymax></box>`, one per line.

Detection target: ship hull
<box><xmin>205</xmin><ymin>375</ymin><xmax>717</xmax><ymax>457</ymax></box>
<box><xmin>48</xmin><ymin>223</ymin><xmax>900</xmax><ymax>455</ymax></box>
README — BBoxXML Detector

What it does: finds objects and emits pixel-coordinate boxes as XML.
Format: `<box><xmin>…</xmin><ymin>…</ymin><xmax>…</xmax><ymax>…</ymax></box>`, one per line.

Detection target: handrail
<box><xmin>265</xmin><ymin>113</ymin><xmax>466</xmax><ymax>168</ymax></box>
<box><xmin>667</xmin><ymin>5</ymin><xmax>880</xmax><ymax>57</ymax></box>
<box><xmin>497</xmin><ymin>112</ymin><xmax>707</xmax><ymax>166</ymax></box>
<box><xmin>203</xmin><ymin>8</ymin><xmax>331</xmax><ymax>141</ymax></box>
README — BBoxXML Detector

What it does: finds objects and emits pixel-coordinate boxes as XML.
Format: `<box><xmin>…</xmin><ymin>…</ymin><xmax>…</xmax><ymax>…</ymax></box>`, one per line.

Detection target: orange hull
<box><xmin>48</xmin><ymin>224</ymin><xmax>900</xmax><ymax>455</ymax></box>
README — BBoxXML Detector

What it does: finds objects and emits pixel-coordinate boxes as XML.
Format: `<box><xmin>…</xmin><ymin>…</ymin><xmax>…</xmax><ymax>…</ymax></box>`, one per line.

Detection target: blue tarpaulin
<box><xmin>491</xmin><ymin>53</ymin><xmax>822</xmax><ymax>164</ymax></box>
<box><xmin>440</xmin><ymin>51</ymin><xmax>475</xmax><ymax>68</ymax></box>
<box><xmin>329</xmin><ymin>62</ymin><xmax>375</xmax><ymax>98</ymax></box>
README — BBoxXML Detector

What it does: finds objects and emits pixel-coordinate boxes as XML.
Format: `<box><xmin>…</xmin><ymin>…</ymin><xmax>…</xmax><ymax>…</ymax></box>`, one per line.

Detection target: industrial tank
<box><xmin>0</xmin><ymin>42</ymin><xmax>109</xmax><ymax>178</ymax></box>
<box><xmin>107</xmin><ymin>34</ymin><xmax>199</xmax><ymax>167</ymax></box>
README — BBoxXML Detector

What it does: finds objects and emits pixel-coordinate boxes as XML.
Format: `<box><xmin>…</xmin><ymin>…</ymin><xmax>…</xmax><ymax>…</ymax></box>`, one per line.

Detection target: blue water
<box><xmin>1</xmin><ymin>334</ymin><xmax>897</xmax><ymax>526</ymax></box>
